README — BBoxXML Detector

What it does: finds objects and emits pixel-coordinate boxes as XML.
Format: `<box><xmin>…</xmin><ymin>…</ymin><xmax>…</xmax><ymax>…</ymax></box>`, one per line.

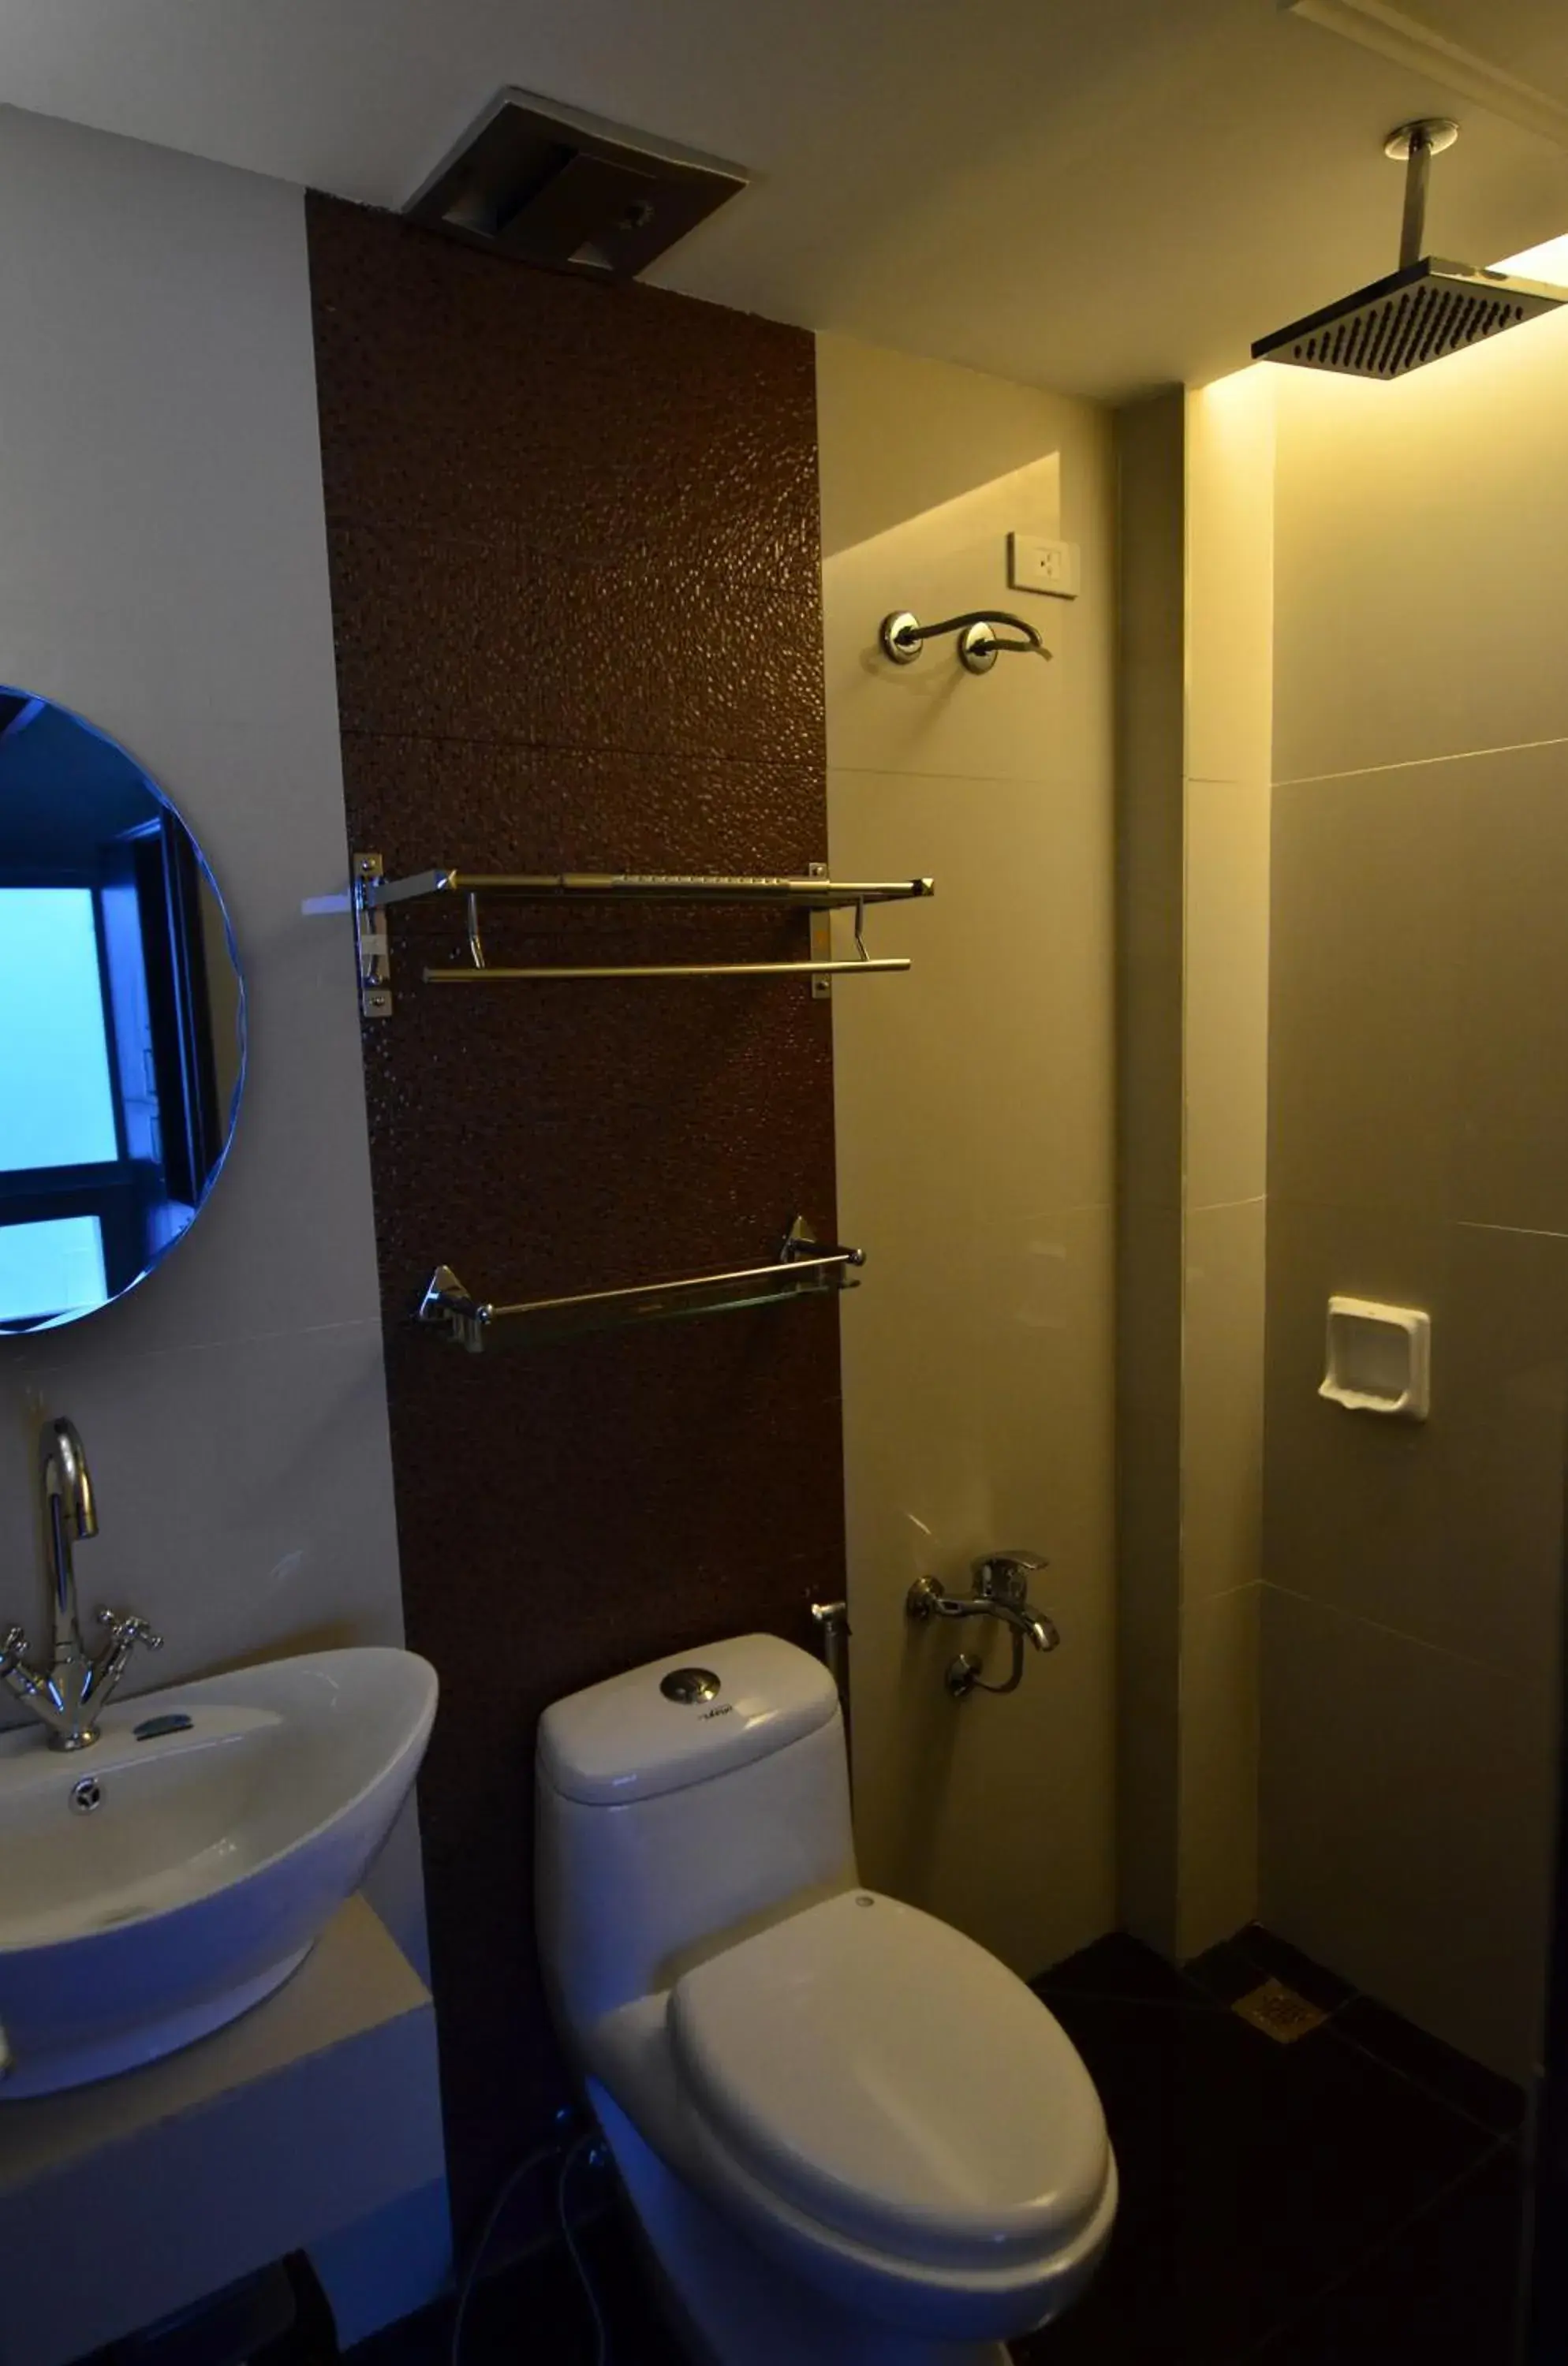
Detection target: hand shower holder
<box><xmin>879</xmin><ymin>609</ymin><xmax>1052</xmax><ymax>674</ymax></box>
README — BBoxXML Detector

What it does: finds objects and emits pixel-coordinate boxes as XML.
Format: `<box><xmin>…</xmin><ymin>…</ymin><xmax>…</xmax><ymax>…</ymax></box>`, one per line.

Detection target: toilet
<box><xmin>535</xmin><ymin>1632</ymin><xmax>1117</xmax><ymax>2365</ymax></box>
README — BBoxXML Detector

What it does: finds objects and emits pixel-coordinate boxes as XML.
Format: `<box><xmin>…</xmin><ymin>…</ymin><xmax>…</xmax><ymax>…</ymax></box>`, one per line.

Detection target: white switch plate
<box><xmin>1008</xmin><ymin>532</ymin><xmax>1080</xmax><ymax>599</ymax></box>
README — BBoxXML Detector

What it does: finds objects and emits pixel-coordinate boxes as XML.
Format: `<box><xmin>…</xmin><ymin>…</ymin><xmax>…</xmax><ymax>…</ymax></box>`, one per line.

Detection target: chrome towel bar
<box><xmin>423</xmin><ymin>956</ymin><xmax>909</xmax><ymax>984</ymax></box>
<box><xmin>364</xmin><ymin>869</ymin><xmax>933</xmax><ymax>908</ymax></box>
<box><xmin>418</xmin><ymin>1216</ymin><xmax>864</xmax><ymax>1353</ymax></box>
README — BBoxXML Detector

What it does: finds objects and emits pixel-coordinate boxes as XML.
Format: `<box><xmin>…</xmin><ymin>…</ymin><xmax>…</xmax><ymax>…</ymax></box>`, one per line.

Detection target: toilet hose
<box><xmin>558</xmin><ymin>2132</ymin><xmax>610</xmax><ymax>2366</ymax></box>
<box><xmin>450</xmin><ymin>2124</ymin><xmax>610</xmax><ymax>2366</ymax></box>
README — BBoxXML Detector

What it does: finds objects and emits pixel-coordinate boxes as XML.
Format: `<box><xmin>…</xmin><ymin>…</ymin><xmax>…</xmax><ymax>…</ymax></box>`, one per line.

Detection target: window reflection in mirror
<box><xmin>0</xmin><ymin>692</ymin><xmax>245</xmax><ymax>1331</ymax></box>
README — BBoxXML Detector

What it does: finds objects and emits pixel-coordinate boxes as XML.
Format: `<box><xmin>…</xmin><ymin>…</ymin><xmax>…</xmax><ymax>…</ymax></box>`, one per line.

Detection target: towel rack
<box><xmin>417</xmin><ymin>1215</ymin><xmax>864</xmax><ymax>1352</ymax></box>
<box><xmin>353</xmin><ymin>856</ymin><xmax>933</xmax><ymax>1015</ymax></box>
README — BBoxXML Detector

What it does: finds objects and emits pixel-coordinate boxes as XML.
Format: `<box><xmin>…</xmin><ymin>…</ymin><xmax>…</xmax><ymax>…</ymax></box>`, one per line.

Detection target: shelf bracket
<box><xmin>353</xmin><ymin>851</ymin><xmax>393</xmax><ymax>1017</ymax></box>
<box><xmin>808</xmin><ymin>860</ymin><xmax>832</xmax><ymax>1000</ymax></box>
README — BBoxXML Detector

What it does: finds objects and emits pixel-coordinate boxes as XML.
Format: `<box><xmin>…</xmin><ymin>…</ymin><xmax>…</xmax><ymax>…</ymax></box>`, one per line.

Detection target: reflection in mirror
<box><xmin>0</xmin><ymin>692</ymin><xmax>245</xmax><ymax>1332</ymax></box>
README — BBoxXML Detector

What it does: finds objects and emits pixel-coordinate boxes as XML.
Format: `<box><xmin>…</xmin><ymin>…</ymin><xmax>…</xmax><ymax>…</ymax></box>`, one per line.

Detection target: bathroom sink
<box><xmin>0</xmin><ymin>1646</ymin><xmax>436</xmax><ymax>2098</ymax></box>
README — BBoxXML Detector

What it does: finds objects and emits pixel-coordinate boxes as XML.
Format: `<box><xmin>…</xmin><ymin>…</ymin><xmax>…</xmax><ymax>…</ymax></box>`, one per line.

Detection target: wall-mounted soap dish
<box><xmin>1320</xmin><ymin>1295</ymin><xmax>1431</xmax><ymax>1421</ymax></box>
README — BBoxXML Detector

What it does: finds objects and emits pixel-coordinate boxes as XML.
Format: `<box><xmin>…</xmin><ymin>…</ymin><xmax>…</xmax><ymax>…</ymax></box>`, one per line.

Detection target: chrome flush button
<box><xmin>660</xmin><ymin>1667</ymin><xmax>722</xmax><ymax>1705</ymax></box>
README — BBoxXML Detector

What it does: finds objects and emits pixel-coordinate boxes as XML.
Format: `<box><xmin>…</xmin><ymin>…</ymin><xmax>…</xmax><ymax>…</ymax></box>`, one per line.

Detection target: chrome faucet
<box><xmin>906</xmin><ymin>1551</ymin><xmax>1060</xmax><ymax>1699</ymax></box>
<box><xmin>2</xmin><ymin>1416</ymin><xmax>162</xmax><ymax>1751</ymax></box>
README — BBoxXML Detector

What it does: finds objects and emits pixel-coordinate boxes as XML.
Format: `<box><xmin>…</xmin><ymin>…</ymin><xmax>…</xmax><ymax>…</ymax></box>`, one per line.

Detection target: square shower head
<box><xmin>1253</xmin><ymin>256</ymin><xmax>1568</xmax><ymax>379</ymax></box>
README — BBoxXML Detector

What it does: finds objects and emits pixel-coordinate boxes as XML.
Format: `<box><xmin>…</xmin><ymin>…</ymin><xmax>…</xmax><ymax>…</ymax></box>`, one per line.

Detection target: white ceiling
<box><xmin>1401</xmin><ymin>0</ymin><xmax>1568</xmax><ymax>93</ymax></box>
<box><xmin>3</xmin><ymin>0</ymin><xmax>1568</xmax><ymax>399</ymax></box>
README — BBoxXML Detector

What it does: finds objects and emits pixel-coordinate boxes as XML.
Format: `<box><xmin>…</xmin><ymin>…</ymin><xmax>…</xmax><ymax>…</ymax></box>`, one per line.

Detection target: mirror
<box><xmin>0</xmin><ymin>690</ymin><xmax>245</xmax><ymax>1332</ymax></box>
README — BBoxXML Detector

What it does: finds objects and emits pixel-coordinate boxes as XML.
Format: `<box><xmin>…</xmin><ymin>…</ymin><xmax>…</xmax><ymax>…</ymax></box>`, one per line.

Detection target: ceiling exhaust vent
<box><xmin>403</xmin><ymin>89</ymin><xmax>747</xmax><ymax>278</ymax></box>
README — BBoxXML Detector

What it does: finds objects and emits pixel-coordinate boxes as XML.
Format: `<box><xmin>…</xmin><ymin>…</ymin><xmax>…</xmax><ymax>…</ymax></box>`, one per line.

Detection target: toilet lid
<box><xmin>669</xmin><ymin>1890</ymin><xmax>1111</xmax><ymax>2274</ymax></box>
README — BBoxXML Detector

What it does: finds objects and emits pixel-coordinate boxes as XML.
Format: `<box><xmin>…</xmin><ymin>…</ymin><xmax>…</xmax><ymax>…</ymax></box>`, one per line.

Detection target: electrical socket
<box><xmin>1008</xmin><ymin>532</ymin><xmax>1079</xmax><ymax>599</ymax></box>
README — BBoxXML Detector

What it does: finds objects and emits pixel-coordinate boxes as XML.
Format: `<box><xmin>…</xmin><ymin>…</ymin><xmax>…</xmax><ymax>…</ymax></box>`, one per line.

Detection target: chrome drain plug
<box><xmin>69</xmin><ymin>1775</ymin><xmax>103</xmax><ymax>1815</ymax></box>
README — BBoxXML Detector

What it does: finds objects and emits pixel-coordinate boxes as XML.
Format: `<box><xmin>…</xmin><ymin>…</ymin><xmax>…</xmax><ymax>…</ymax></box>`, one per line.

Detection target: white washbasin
<box><xmin>0</xmin><ymin>1646</ymin><xmax>437</xmax><ymax>2098</ymax></box>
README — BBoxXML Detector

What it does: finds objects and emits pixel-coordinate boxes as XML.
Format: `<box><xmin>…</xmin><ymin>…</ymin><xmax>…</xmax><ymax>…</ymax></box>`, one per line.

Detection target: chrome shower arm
<box><xmin>1399</xmin><ymin>123</ymin><xmax>1433</xmax><ymax>269</ymax></box>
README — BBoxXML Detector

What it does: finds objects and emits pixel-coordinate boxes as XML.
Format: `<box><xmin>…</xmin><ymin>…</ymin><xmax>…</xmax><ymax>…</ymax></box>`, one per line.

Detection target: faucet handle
<box><xmin>970</xmin><ymin>1549</ymin><xmax>1048</xmax><ymax>1605</ymax></box>
<box><xmin>96</xmin><ymin>1608</ymin><xmax>164</xmax><ymax>1653</ymax></box>
<box><xmin>0</xmin><ymin>1625</ymin><xmax>28</xmax><ymax>1678</ymax></box>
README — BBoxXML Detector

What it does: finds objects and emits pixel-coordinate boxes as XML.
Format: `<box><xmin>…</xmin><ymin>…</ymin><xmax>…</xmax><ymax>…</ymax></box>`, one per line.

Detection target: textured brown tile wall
<box><xmin>304</xmin><ymin>195</ymin><xmax>845</xmax><ymax>2231</ymax></box>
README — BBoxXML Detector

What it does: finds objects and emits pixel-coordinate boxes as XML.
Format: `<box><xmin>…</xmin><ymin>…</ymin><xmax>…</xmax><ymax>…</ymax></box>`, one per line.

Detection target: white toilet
<box><xmin>535</xmin><ymin>1632</ymin><xmax>1117</xmax><ymax>2365</ymax></box>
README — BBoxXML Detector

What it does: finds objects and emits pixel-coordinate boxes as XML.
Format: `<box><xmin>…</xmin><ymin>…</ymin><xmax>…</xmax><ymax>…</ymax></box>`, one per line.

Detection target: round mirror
<box><xmin>0</xmin><ymin>690</ymin><xmax>245</xmax><ymax>1333</ymax></box>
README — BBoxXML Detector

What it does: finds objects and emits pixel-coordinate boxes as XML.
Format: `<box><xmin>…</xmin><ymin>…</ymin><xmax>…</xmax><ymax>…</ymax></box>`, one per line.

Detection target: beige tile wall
<box><xmin>819</xmin><ymin>334</ymin><xmax>1118</xmax><ymax>1978</ymax></box>
<box><xmin>1264</xmin><ymin>316</ymin><xmax>1568</xmax><ymax>2077</ymax></box>
<box><xmin>1114</xmin><ymin>391</ymin><xmax>1186</xmax><ymax>1956</ymax></box>
<box><xmin>1113</xmin><ymin>374</ymin><xmax>1272</xmax><ymax>1963</ymax></box>
<box><xmin>1178</xmin><ymin>373</ymin><xmax>1275</xmax><ymax>1959</ymax></box>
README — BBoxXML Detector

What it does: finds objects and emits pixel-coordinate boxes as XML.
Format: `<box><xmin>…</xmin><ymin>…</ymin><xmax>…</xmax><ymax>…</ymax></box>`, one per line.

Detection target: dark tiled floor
<box><xmin>350</xmin><ymin>2187</ymin><xmax>681</xmax><ymax>2366</ymax></box>
<box><xmin>1017</xmin><ymin>1925</ymin><xmax>1526</xmax><ymax>2365</ymax></box>
<box><xmin>349</xmin><ymin>1927</ymin><xmax>1527</xmax><ymax>2366</ymax></box>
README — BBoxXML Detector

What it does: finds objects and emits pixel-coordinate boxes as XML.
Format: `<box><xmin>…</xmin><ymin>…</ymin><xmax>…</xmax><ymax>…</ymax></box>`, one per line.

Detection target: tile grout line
<box><xmin>1267</xmin><ymin>1190</ymin><xmax>1568</xmax><ymax>1247</ymax></box>
<box><xmin>825</xmin><ymin>762</ymin><xmax>1102</xmax><ymax>789</ymax></box>
<box><xmin>1321</xmin><ymin>2014</ymin><xmax>1523</xmax><ymax>2144</ymax></box>
<box><xmin>1238</xmin><ymin>2133</ymin><xmax>1516</xmax><ymax>2362</ymax></box>
<box><xmin>1205</xmin><ymin>1925</ymin><xmax>1522</xmax><ymax>2139</ymax></box>
<box><xmin>1273</xmin><ymin>730</ymin><xmax>1568</xmax><ymax>789</ymax></box>
<box><xmin>338</xmin><ymin>723</ymin><xmax>829</xmax><ymax>769</ymax></box>
<box><xmin>1261</xmin><ymin>1577</ymin><xmax>1546</xmax><ymax>1692</ymax></box>
<box><xmin>1457</xmin><ymin>1216</ymin><xmax>1568</xmax><ymax>1245</ymax></box>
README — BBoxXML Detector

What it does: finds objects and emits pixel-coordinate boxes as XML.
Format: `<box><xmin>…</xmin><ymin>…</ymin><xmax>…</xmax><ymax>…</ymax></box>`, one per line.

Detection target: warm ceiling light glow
<box><xmin>1491</xmin><ymin>233</ymin><xmax>1568</xmax><ymax>278</ymax></box>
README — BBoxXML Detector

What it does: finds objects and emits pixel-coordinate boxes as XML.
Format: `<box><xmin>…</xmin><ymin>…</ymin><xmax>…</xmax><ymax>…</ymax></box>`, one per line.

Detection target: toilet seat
<box><xmin>668</xmin><ymin>1889</ymin><xmax>1112</xmax><ymax>2279</ymax></box>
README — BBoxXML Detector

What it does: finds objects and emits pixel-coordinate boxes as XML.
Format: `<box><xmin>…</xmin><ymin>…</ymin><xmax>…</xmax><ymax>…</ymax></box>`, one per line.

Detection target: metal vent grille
<box><xmin>1254</xmin><ymin>259</ymin><xmax>1567</xmax><ymax>379</ymax></box>
<box><xmin>403</xmin><ymin>88</ymin><xmax>746</xmax><ymax>280</ymax></box>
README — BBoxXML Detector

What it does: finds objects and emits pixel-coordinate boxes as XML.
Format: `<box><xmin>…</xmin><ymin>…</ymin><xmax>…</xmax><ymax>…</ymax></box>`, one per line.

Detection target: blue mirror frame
<box><xmin>0</xmin><ymin>691</ymin><xmax>246</xmax><ymax>1332</ymax></box>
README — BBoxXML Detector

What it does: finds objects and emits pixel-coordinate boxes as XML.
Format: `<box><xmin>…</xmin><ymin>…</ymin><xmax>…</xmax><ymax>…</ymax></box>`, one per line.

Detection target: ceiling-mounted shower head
<box><xmin>1253</xmin><ymin>118</ymin><xmax>1568</xmax><ymax>379</ymax></box>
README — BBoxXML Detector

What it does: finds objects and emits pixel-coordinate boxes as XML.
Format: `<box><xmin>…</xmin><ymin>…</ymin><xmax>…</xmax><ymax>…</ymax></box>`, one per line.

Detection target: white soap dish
<box><xmin>1320</xmin><ymin>1295</ymin><xmax>1430</xmax><ymax>1421</ymax></box>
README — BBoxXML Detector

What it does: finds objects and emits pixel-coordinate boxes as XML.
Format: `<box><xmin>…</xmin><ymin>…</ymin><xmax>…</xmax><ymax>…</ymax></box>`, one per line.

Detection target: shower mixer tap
<box><xmin>906</xmin><ymin>1551</ymin><xmax>1060</xmax><ymax>1699</ymax></box>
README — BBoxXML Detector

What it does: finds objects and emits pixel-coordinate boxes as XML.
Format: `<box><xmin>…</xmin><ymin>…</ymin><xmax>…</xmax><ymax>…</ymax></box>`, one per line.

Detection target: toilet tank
<box><xmin>536</xmin><ymin>1634</ymin><xmax>856</xmax><ymax>2036</ymax></box>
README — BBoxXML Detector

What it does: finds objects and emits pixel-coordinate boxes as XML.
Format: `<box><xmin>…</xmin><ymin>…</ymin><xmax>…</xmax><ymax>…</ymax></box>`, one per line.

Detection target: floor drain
<box><xmin>1232</xmin><ymin>1977</ymin><xmax>1328</xmax><ymax>2044</ymax></box>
